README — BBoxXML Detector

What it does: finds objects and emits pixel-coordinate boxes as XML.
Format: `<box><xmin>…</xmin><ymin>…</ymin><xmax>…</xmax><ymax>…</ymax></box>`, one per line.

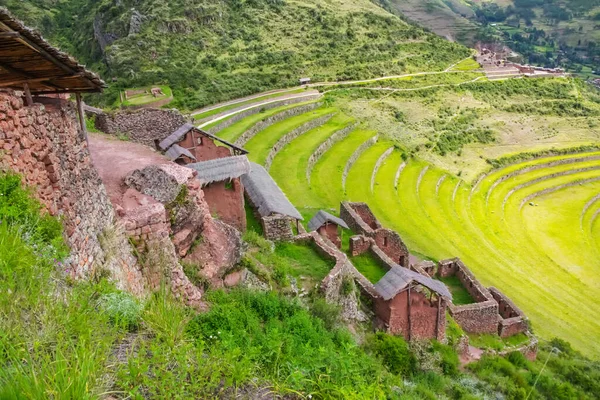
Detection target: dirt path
<box><xmin>88</xmin><ymin>133</ymin><xmax>169</xmax><ymax>207</ymax></box>
<box><xmin>191</xmin><ymin>88</ymin><xmax>307</xmax><ymax>116</ymax></box>
<box><xmin>197</xmin><ymin>91</ymin><xmax>322</xmax><ymax>128</ymax></box>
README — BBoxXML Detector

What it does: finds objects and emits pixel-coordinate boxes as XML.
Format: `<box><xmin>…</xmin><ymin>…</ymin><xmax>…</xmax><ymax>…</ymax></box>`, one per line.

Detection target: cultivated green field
<box><xmin>208</xmin><ymin>75</ymin><xmax>600</xmax><ymax>356</ymax></box>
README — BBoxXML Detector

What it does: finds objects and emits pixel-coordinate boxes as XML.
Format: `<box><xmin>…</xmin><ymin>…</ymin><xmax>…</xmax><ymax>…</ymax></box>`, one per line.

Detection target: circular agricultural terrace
<box><xmin>202</xmin><ymin>98</ymin><xmax>600</xmax><ymax>357</ymax></box>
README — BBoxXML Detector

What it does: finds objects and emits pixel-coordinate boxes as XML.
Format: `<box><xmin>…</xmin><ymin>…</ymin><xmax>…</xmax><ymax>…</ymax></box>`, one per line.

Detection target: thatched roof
<box><xmin>186</xmin><ymin>155</ymin><xmax>250</xmax><ymax>185</ymax></box>
<box><xmin>0</xmin><ymin>7</ymin><xmax>105</xmax><ymax>93</ymax></box>
<box><xmin>165</xmin><ymin>144</ymin><xmax>197</xmax><ymax>162</ymax></box>
<box><xmin>159</xmin><ymin>123</ymin><xmax>248</xmax><ymax>155</ymax></box>
<box><xmin>308</xmin><ymin>210</ymin><xmax>349</xmax><ymax>231</ymax></box>
<box><xmin>375</xmin><ymin>266</ymin><xmax>452</xmax><ymax>301</ymax></box>
<box><xmin>241</xmin><ymin>162</ymin><xmax>303</xmax><ymax>220</ymax></box>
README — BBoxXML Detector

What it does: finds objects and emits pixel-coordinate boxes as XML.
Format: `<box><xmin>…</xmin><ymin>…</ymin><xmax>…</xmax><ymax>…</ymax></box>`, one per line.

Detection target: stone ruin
<box><xmin>436</xmin><ymin>258</ymin><xmax>529</xmax><ymax>338</ymax></box>
<box><xmin>341</xmin><ymin>202</ymin><xmax>410</xmax><ymax>267</ymax></box>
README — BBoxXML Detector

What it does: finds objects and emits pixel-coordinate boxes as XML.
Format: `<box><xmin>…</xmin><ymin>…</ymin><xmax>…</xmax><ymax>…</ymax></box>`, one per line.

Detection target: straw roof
<box><xmin>165</xmin><ymin>144</ymin><xmax>197</xmax><ymax>162</ymax></box>
<box><xmin>0</xmin><ymin>7</ymin><xmax>105</xmax><ymax>93</ymax></box>
<box><xmin>186</xmin><ymin>155</ymin><xmax>250</xmax><ymax>185</ymax></box>
<box><xmin>308</xmin><ymin>210</ymin><xmax>349</xmax><ymax>231</ymax></box>
<box><xmin>159</xmin><ymin>123</ymin><xmax>248</xmax><ymax>155</ymax></box>
<box><xmin>375</xmin><ymin>266</ymin><xmax>452</xmax><ymax>301</ymax></box>
<box><xmin>241</xmin><ymin>162</ymin><xmax>303</xmax><ymax>220</ymax></box>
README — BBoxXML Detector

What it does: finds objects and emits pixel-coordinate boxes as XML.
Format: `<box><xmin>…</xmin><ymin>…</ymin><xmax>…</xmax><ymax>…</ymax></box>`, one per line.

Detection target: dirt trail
<box><xmin>88</xmin><ymin>133</ymin><xmax>169</xmax><ymax>206</ymax></box>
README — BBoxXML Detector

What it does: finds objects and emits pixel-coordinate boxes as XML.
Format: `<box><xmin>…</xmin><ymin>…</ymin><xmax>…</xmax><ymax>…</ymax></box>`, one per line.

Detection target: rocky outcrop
<box><xmin>95</xmin><ymin>108</ymin><xmax>187</xmax><ymax>147</ymax></box>
<box><xmin>129</xmin><ymin>10</ymin><xmax>145</xmax><ymax>36</ymax></box>
<box><xmin>125</xmin><ymin>164</ymin><xmax>243</xmax><ymax>285</ymax></box>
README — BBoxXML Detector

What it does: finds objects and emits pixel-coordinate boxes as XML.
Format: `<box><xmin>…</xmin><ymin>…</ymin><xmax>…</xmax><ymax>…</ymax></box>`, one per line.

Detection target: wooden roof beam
<box><xmin>0</xmin><ymin>31</ymin><xmax>20</xmax><ymax>39</ymax></box>
<box><xmin>0</xmin><ymin>60</ymin><xmax>64</xmax><ymax>90</ymax></box>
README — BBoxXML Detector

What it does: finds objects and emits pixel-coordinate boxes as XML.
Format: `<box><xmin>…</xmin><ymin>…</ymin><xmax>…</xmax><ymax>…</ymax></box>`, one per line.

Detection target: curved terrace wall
<box><xmin>306</xmin><ymin>122</ymin><xmax>358</xmax><ymax>184</ymax></box>
<box><xmin>234</xmin><ymin>102</ymin><xmax>322</xmax><ymax>147</ymax></box>
<box><xmin>207</xmin><ymin>94</ymin><xmax>322</xmax><ymax>134</ymax></box>
<box><xmin>342</xmin><ymin>136</ymin><xmax>378</xmax><ymax>190</ymax></box>
<box><xmin>264</xmin><ymin>113</ymin><xmax>334</xmax><ymax>170</ymax></box>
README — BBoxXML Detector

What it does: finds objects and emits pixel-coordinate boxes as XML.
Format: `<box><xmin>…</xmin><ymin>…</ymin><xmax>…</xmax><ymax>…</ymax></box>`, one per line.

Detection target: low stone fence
<box><xmin>342</xmin><ymin>136</ymin><xmax>378</xmax><ymax>190</ymax></box>
<box><xmin>489</xmin><ymin>287</ymin><xmax>529</xmax><ymax>337</ymax></box>
<box><xmin>95</xmin><ymin>108</ymin><xmax>187</xmax><ymax>147</ymax></box>
<box><xmin>264</xmin><ymin>113</ymin><xmax>334</xmax><ymax>170</ymax></box>
<box><xmin>125</xmin><ymin>95</ymin><xmax>173</xmax><ymax>110</ymax></box>
<box><xmin>262</xmin><ymin>214</ymin><xmax>295</xmax><ymax>241</ymax></box>
<box><xmin>340</xmin><ymin>201</ymin><xmax>380</xmax><ymax>235</ymax></box>
<box><xmin>437</xmin><ymin>258</ymin><xmax>499</xmax><ymax>334</ymax></box>
<box><xmin>207</xmin><ymin>94</ymin><xmax>322</xmax><ymax>135</ymax></box>
<box><xmin>306</xmin><ymin>122</ymin><xmax>358</xmax><ymax>183</ymax></box>
<box><xmin>232</xmin><ymin>102</ymin><xmax>322</xmax><ymax>146</ymax></box>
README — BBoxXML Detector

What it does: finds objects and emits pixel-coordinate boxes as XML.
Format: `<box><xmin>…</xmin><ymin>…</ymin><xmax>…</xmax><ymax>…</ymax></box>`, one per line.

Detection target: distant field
<box><xmin>118</xmin><ymin>85</ymin><xmax>172</xmax><ymax>108</ymax></box>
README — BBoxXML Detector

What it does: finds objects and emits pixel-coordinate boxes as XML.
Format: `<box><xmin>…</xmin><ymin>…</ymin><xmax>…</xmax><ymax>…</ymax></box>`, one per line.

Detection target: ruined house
<box><xmin>159</xmin><ymin>123</ymin><xmax>247</xmax><ymax>162</ymax></box>
<box><xmin>340</xmin><ymin>202</ymin><xmax>410</xmax><ymax>267</ymax></box>
<box><xmin>374</xmin><ymin>267</ymin><xmax>451</xmax><ymax>341</ymax></box>
<box><xmin>307</xmin><ymin>210</ymin><xmax>349</xmax><ymax>248</ymax></box>
<box><xmin>241</xmin><ymin>162</ymin><xmax>303</xmax><ymax>241</ymax></box>
<box><xmin>186</xmin><ymin>155</ymin><xmax>250</xmax><ymax>232</ymax></box>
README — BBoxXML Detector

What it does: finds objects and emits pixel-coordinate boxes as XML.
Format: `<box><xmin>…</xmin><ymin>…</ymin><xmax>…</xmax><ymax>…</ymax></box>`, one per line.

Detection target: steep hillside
<box><xmin>379</xmin><ymin>0</ymin><xmax>600</xmax><ymax>76</ymax></box>
<box><xmin>1</xmin><ymin>0</ymin><xmax>470</xmax><ymax>109</ymax></box>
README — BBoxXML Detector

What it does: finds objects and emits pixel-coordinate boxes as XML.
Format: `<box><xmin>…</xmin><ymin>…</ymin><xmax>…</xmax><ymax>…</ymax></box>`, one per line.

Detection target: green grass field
<box><xmin>119</xmin><ymin>85</ymin><xmax>172</xmax><ymax>107</ymax></box>
<box><xmin>208</xmin><ymin>88</ymin><xmax>600</xmax><ymax>357</ymax></box>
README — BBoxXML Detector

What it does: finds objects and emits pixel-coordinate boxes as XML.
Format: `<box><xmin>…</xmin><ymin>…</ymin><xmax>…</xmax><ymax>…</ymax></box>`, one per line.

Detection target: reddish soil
<box><xmin>88</xmin><ymin>133</ymin><xmax>169</xmax><ymax>207</ymax></box>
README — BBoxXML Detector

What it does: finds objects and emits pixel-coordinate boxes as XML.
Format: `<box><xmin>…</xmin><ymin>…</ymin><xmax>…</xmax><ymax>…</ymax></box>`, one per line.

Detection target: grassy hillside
<box><xmin>2</xmin><ymin>0</ymin><xmax>470</xmax><ymax>110</ymax></box>
<box><xmin>2</xmin><ymin>171</ymin><xmax>600</xmax><ymax>398</ymax></box>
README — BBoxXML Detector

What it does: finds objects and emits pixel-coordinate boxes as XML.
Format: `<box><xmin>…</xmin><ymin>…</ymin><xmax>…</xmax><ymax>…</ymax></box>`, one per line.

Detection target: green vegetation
<box><xmin>5</xmin><ymin>0</ymin><xmax>470</xmax><ymax>110</ymax></box>
<box><xmin>438</xmin><ymin>276</ymin><xmax>475</xmax><ymax>305</ymax></box>
<box><xmin>351</xmin><ymin>252</ymin><xmax>390</xmax><ymax>284</ymax></box>
<box><xmin>3</xmin><ymin>171</ymin><xmax>600</xmax><ymax>397</ymax></box>
<box><xmin>469</xmin><ymin>333</ymin><xmax>530</xmax><ymax>351</ymax></box>
<box><xmin>206</xmin><ymin>77</ymin><xmax>600</xmax><ymax>356</ymax></box>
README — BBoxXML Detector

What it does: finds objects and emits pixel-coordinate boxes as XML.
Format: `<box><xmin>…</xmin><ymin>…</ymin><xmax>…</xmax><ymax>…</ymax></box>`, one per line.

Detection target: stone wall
<box><xmin>438</xmin><ymin>258</ymin><xmax>499</xmax><ymax>334</ymax></box>
<box><xmin>489</xmin><ymin>287</ymin><xmax>529</xmax><ymax>338</ymax></box>
<box><xmin>233</xmin><ymin>102</ymin><xmax>322</xmax><ymax>147</ymax></box>
<box><xmin>207</xmin><ymin>94</ymin><xmax>322</xmax><ymax>135</ymax></box>
<box><xmin>341</xmin><ymin>202</ymin><xmax>409</xmax><ymax>267</ymax></box>
<box><xmin>349</xmin><ymin>235</ymin><xmax>371</xmax><ymax>257</ymax></box>
<box><xmin>262</xmin><ymin>214</ymin><xmax>294</xmax><ymax>241</ymax></box>
<box><xmin>342</xmin><ymin>135</ymin><xmax>378</xmax><ymax>190</ymax></box>
<box><xmin>375</xmin><ymin>288</ymin><xmax>446</xmax><ymax>342</ymax></box>
<box><xmin>264</xmin><ymin>113</ymin><xmax>334</xmax><ymax>170</ymax></box>
<box><xmin>95</xmin><ymin>108</ymin><xmax>187</xmax><ymax>147</ymax></box>
<box><xmin>125</xmin><ymin>164</ymin><xmax>243</xmax><ymax>283</ymax></box>
<box><xmin>0</xmin><ymin>90</ymin><xmax>144</xmax><ymax>294</ymax></box>
<box><xmin>371</xmin><ymin>147</ymin><xmax>394</xmax><ymax>192</ymax></box>
<box><xmin>306</xmin><ymin>122</ymin><xmax>358</xmax><ymax>183</ymax></box>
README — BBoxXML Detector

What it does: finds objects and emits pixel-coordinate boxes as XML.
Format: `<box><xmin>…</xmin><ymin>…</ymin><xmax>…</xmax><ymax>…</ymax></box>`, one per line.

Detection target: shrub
<box><xmin>368</xmin><ymin>332</ymin><xmax>417</xmax><ymax>376</ymax></box>
<box><xmin>309</xmin><ymin>298</ymin><xmax>341</xmax><ymax>330</ymax></box>
<box><xmin>432</xmin><ymin>341</ymin><xmax>459</xmax><ymax>376</ymax></box>
<box><xmin>507</xmin><ymin>351</ymin><xmax>528</xmax><ymax>368</ymax></box>
<box><xmin>99</xmin><ymin>291</ymin><xmax>143</xmax><ymax>331</ymax></box>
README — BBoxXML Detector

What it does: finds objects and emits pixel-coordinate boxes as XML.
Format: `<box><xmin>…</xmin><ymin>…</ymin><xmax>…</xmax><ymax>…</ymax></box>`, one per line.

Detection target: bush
<box><xmin>368</xmin><ymin>332</ymin><xmax>417</xmax><ymax>376</ymax></box>
<box><xmin>99</xmin><ymin>292</ymin><xmax>143</xmax><ymax>331</ymax></box>
<box><xmin>309</xmin><ymin>298</ymin><xmax>341</xmax><ymax>330</ymax></box>
<box><xmin>507</xmin><ymin>351</ymin><xmax>528</xmax><ymax>368</ymax></box>
<box><xmin>432</xmin><ymin>341</ymin><xmax>459</xmax><ymax>376</ymax></box>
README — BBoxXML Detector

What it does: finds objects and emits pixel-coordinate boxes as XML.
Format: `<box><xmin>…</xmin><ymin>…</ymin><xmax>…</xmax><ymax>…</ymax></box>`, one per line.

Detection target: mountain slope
<box><xmin>1</xmin><ymin>0</ymin><xmax>470</xmax><ymax>109</ymax></box>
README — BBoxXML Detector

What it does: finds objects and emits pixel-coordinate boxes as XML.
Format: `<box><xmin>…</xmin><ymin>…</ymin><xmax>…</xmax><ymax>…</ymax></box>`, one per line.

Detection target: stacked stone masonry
<box><xmin>341</xmin><ymin>202</ymin><xmax>409</xmax><ymax>267</ymax></box>
<box><xmin>94</xmin><ymin>108</ymin><xmax>187</xmax><ymax>147</ymax></box>
<box><xmin>437</xmin><ymin>258</ymin><xmax>499</xmax><ymax>334</ymax></box>
<box><xmin>234</xmin><ymin>102</ymin><xmax>322</xmax><ymax>147</ymax></box>
<box><xmin>0</xmin><ymin>90</ymin><xmax>144</xmax><ymax>294</ymax></box>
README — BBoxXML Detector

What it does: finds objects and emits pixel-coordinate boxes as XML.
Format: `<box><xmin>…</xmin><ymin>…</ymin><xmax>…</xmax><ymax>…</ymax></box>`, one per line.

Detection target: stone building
<box><xmin>340</xmin><ymin>201</ymin><xmax>410</xmax><ymax>267</ymax></box>
<box><xmin>307</xmin><ymin>210</ymin><xmax>349</xmax><ymax>248</ymax></box>
<box><xmin>186</xmin><ymin>156</ymin><xmax>250</xmax><ymax>232</ymax></box>
<box><xmin>374</xmin><ymin>267</ymin><xmax>451</xmax><ymax>341</ymax></box>
<box><xmin>241</xmin><ymin>162</ymin><xmax>303</xmax><ymax>241</ymax></box>
<box><xmin>159</xmin><ymin>123</ymin><xmax>247</xmax><ymax>162</ymax></box>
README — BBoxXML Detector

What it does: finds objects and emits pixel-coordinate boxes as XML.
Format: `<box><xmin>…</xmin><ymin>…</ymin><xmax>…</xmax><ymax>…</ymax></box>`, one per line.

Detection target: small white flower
<box><xmin>218</xmin><ymin>331</ymin><xmax>221</xmax><ymax>335</ymax></box>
